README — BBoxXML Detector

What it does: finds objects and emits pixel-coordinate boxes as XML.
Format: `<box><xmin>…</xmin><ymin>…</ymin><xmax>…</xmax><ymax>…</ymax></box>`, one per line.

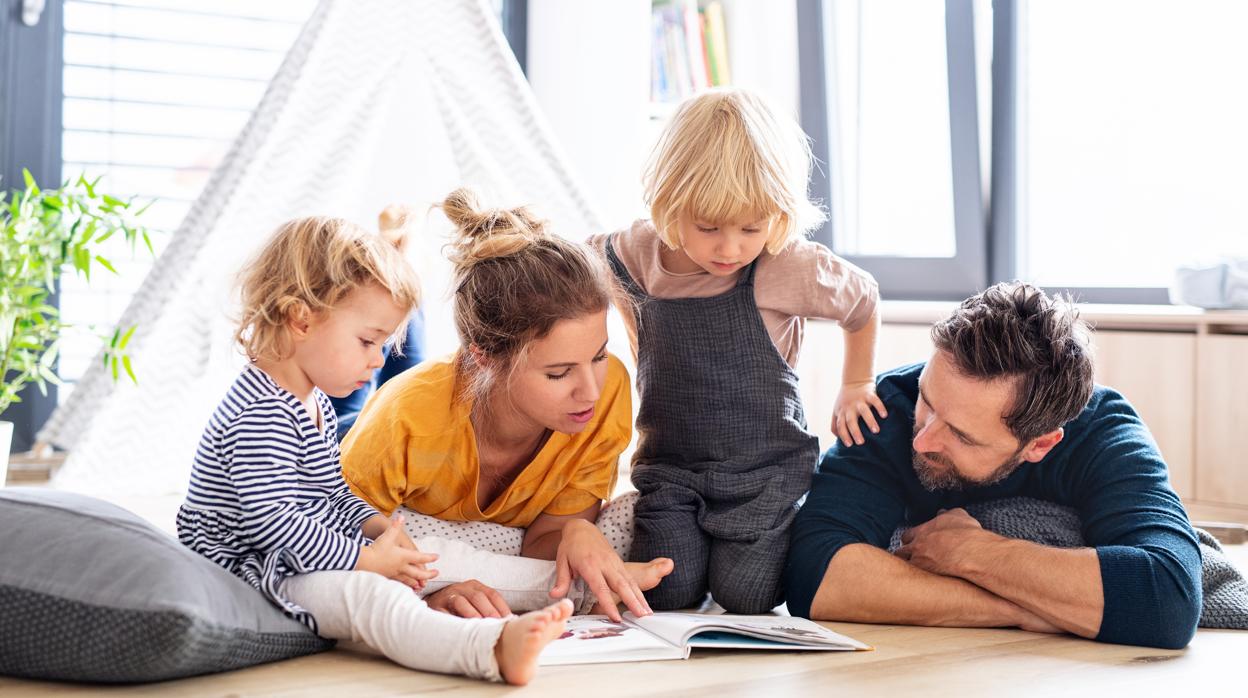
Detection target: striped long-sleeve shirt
<box><xmin>177</xmin><ymin>365</ymin><xmax>378</xmax><ymax>627</ymax></box>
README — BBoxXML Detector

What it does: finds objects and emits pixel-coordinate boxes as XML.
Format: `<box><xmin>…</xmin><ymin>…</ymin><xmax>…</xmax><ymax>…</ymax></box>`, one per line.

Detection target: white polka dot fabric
<box><xmin>398</xmin><ymin>491</ymin><xmax>637</xmax><ymax>559</ymax></box>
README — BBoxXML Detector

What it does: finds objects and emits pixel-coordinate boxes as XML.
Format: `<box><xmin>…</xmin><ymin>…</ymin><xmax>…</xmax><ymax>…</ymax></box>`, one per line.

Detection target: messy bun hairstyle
<box><xmin>438</xmin><ymin>188</ymin><xmax>614</xmax><ymax>402</ymax></box>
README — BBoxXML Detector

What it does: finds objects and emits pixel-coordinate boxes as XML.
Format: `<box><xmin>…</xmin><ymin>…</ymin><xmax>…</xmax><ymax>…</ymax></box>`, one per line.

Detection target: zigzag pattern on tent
<box><xmin>40</xmin><ymin>0</ymin><xmax>604</xmax><ymax>494</ymax></box>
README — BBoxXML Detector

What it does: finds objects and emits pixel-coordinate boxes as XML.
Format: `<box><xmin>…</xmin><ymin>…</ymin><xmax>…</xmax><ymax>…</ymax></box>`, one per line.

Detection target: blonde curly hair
<box><xmin>234</xmin><ymin>216</ymin><xmax>421</xmax><ymax>362</ymax></box>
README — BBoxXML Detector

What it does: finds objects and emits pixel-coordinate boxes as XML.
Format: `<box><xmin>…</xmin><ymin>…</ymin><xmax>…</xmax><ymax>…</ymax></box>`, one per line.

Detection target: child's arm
<box><xmin>226</xmin><ymin>403</ymin><xmax>411</xmax><ymax>576</ymax></box>
<box><xmin>833</xmin><ymin>308</ymin><xmax>888</xmax><ymax>446</ymax></box>
<box><xmin>330</xmin><ymin>483</ymin><xmax>386</xmax><ymax>533</ymax></box>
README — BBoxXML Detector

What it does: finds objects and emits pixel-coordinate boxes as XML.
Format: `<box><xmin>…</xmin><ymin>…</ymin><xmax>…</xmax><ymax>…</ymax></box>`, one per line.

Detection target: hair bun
<box><xmin>439</xmin><ymin>188</ymin><xmax>549</xmax><ymax>269</ymax></box>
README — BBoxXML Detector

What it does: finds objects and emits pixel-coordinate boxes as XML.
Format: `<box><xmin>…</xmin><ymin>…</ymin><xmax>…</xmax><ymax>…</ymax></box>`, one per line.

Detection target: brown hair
<box><xmin>438</xmin><ymin>188</ymin><xmax>614</xmax><ymax>403</ymax></box>
<box><xmin>235</xmin><ymin>216</ymin><xmax>421</xmax><ymax>362</ymax></box>
<box><xmin>930</xmin><ymin>281</ymin><xmax>1094</xmax><ymax>443</ymax></box>
<box><xmin>644</xmin><ymin>87</ymin><xmax>826</xmax><ymax>254</ymax></box>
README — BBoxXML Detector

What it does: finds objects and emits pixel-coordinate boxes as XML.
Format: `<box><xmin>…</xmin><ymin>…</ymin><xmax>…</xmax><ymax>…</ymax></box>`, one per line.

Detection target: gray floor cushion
<box><xmin>0</xmin><ymin>487</ymin><xmax>332</xmax><ymax>683</ymax></box>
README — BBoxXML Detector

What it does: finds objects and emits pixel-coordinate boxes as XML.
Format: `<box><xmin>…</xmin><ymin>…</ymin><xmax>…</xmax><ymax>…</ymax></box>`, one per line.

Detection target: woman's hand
<box><xmin>550</xmin><ymin>518</ymin><xmax>652</xmax><ymax>621</ymax></box>
<box><xmin>831</xmin><ymin>380</ymin><xmax>888</xmax><ymax>446</ymax></box>
<box><xmin>424</xmin><ymin>580</ymin><xmax>511</xmax><ymax>618</ymax></box>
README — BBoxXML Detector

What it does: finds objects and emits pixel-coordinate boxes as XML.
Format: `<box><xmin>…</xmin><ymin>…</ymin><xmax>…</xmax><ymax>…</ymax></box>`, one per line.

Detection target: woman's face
<box><xmin>504</xmin><ymin>309</ymin><xmax>610</xmax><ymax>435</ymax></box>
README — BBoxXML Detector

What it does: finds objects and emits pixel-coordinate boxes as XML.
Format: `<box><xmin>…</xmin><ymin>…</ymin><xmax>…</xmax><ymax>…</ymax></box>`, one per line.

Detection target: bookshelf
<box><xmin>649</xmin><ymin>0</ymin><xmax>732</xmax><ymax>111</ymax></box>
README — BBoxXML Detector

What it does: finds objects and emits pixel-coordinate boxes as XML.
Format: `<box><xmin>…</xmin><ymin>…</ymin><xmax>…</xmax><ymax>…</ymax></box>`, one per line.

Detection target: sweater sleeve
<box><xmin>784</xmin><ymin>395</ymin><xmax>912</xmax><ymax>618</ymax></box>
<box><xmin>223</xmin><ymin>400</ymin><xmax>363</xmax><ymax>572</ymax></box>
<box><xmin>1072</xmin><ymin>391</ymin><xmax>1202</xmax><ymax>649</ymax></box>
<box><xmin>329</xmin><ymin>482</ymin><xmax>381</xmax><ymax>532</ymax></box>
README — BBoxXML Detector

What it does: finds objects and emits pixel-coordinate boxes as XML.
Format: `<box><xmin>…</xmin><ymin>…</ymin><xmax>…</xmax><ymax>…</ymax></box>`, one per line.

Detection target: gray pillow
<box><xmin>0</xmin><ymin>487</ymin><xmax>332</xmax><ymax>683</ymax></box>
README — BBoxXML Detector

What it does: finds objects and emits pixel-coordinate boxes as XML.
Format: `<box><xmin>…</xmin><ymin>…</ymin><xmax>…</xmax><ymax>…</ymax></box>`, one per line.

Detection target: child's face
<box><xmin>676</xmin><ymin>212</ymin><xmax>772</xmax><ymax>276</ymax></box>
<box><xmin>296</xmin><ymin>283</ymin><xmax>411</xmax><ymax>398</ymax></box>
<box><xmin>503</xmin><ymin>310</ymin><xmax>610</xmax><ymax>435</ymax></box>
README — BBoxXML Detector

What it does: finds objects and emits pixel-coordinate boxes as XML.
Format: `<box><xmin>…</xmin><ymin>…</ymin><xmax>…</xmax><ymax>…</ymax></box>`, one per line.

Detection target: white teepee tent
<box><xmin>39</xmin><ymin>0</ymin><xmax>604</xmax><ymax>494</ymax></box>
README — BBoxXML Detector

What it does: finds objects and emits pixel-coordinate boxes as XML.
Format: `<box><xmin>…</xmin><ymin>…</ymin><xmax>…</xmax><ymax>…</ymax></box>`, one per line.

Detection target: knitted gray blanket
<box><xmin>887</xmin><ymin>496</ymin><xmax>1248</xmax><ymax>629</ymax></box>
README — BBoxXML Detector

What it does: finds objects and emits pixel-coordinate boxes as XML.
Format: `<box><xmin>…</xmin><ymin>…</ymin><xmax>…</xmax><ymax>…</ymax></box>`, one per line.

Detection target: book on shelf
<box><xmin>651</xmin><ymin>0</ymin><xmax>731</xmax><ymax>106</ymax></box>
<box><xmin>538</xmin><ymin>612</ymin><xmax>871</xmax><ymax>666</ymax></box>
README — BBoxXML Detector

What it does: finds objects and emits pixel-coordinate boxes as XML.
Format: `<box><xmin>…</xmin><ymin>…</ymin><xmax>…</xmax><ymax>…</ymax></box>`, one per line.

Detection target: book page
<box><xmin>628</xmin><ymin>613</ymin><xmax>871</xmax><ymax>651</ymax></box>
<box><xmin>538</xmin><ymin>616</ymin><xmax>688</xmax><ymax>666</ymax></box>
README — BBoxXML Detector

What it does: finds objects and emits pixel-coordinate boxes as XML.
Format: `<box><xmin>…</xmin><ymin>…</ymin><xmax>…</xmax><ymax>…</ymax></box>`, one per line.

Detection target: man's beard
<box><xmin>912</xmin><ymin>428</ymin><xmax>1026</xmax><ymax>492</ymax></box>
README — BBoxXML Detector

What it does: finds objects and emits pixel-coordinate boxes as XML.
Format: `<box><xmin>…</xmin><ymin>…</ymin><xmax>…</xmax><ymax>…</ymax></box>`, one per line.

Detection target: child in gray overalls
<box><xmin>591</xmin><ymin>87</ymin><xmax>887</xmax><ymax>614</ymax></box>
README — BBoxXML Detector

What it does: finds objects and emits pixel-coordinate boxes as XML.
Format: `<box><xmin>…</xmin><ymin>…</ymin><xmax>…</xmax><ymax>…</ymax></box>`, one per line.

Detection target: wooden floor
<box><xmin>4</xmin><ymin>492</ymin><xmax>1247</xmax><ymax>696</ymax></box>
<box><xmin>4</xmin><ymin>619</ymin><xmax>1246</xmax><ymax>697</ymax></box>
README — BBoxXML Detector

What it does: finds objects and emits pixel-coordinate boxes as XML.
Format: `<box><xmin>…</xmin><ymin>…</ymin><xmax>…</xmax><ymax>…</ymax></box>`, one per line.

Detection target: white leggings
<box><xmin>281</xmin><ymin>571</ymin><xmax>505</xmax><ymax>681</ymax></box>
<box><xmin>277</xmin><ymin>493</ymin><xmax>637</xmax><ymax>679</ymax></box>
<box><xmin>404</xmin><ymin>491</ymin><xmax>637</xmax><ymax>614</ymax></box>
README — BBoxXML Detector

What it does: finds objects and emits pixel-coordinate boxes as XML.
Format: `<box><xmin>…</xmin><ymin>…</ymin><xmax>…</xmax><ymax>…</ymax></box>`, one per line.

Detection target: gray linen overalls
<box><xmin>607</xmin><ymin>235</ymin><xmax>820</xmax><ymax>613</ymax></box>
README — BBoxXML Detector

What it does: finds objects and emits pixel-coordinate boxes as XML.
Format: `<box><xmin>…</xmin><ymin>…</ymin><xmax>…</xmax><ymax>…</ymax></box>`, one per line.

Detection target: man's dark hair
<box><xmin>931</xmin><ymin>281</ymin><xmax>1094</xmax><ymax>443</ymax></box>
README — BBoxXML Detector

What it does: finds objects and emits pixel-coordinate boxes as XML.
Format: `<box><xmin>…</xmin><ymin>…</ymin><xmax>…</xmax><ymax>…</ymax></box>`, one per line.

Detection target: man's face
<box><xmin>910</xmin><ymin>351</ymin><xmax>1030</xmax><ymax>491</ymax></box>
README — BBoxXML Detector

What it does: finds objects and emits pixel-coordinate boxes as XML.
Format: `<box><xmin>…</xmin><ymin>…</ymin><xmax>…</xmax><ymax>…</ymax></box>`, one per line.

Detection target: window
<box><xmin>800</xmin><ymin>0</ymin><xmax>1248</xmax><ymax>302</ymax></box>
<box><xmin>1014</xmin><ymin>0</ymin><xmax>1248</xmax><ymax>291</ymax></box>
<box><xmin>822</xmin><ymin>0</ymin><xmax>956</xmax><ymax>258</ymax></box>
<box><xmin>56</xmin><ymin>0</ymin><xmax>318</xmax><ymax>399</ymax></box>
<box><xmin>800</xmin><ymin>0</ymin><xmax>987</xmax><ymax>299</ymax></box>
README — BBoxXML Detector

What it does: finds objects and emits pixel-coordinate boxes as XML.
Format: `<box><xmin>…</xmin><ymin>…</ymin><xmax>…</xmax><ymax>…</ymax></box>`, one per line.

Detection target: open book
<box><xmin>538</xmin><ymin>612</ymin><xmax>871</xmax><ymax>666</ymax></box>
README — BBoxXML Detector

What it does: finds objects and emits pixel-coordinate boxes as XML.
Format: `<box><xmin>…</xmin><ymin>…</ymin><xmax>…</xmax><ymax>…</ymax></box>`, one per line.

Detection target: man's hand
<box><xmin>894</xmin><ymin>508</ymin><xmax>994</xmax><ymax>577</ymax></box>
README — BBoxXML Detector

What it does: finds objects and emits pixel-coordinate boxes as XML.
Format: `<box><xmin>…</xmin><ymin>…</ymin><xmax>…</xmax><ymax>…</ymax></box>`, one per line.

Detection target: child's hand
<box><xmin>377</xmin><ymin>204</ymin><xmax>415</xmax><ymax>252</ymax></box>
<box><xmin>357</xmin><ymin>517</ymin><xmax>439</xmax><ymax>590</ymax></box>
<box><xmin>832</xmin><ymin>380</ymin><xmax>888</xmax><ymax>447</ymax></box>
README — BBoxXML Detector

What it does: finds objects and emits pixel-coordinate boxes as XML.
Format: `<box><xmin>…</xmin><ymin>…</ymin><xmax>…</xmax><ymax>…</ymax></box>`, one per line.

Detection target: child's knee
<box><xmin>646</xmin><ymin>567</ymin><xmax>709</xmax><ymax>611</ymax></box>
<box><xmin>708</xmin><ymin>577</ymin><xmax>781</xmax><ymax>614</ymax></box>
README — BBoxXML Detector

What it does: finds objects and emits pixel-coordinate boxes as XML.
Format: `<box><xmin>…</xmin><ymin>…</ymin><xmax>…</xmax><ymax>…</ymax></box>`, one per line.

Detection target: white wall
<box><xmin>525</xmin><ymin>0</ymin><xmax>652</xmax><ymax>233</ymax></box>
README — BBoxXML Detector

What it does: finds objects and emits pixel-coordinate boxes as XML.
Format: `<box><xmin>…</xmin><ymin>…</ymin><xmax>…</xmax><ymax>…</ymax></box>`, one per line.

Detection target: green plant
<box><xmin>0</xmin><ymin>169</ymin><xmax>155</xmax><ymax>416</ymax></box>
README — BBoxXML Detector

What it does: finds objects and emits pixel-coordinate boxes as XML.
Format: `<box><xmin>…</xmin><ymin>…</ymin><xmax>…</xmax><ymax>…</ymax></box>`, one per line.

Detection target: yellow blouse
<box><xmin>340</xmin><ymin>352</ymin><xmax>632</xmax><ymax>528</ymax></box>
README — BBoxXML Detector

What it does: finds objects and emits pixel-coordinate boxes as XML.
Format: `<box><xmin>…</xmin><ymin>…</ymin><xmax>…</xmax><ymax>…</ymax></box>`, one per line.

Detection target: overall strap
<box><xmin>604</xmin><ymin>232</ymin><xmax>647</xmax><ymax>302</ymax></box>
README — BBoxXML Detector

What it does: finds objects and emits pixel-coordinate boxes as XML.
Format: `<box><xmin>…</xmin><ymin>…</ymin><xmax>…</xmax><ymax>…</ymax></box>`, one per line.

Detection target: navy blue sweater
<box><xmin>784</xmin><ymin>363</ymin><xmax>1202</xmax><ymax>649</ymax></box>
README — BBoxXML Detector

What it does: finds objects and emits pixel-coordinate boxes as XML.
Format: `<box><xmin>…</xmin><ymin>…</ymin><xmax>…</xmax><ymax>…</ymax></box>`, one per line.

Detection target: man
<box><xmin>784</xmin><ymin>282</ymin><xmax>1201</xmax><ymax>649</ymax></box>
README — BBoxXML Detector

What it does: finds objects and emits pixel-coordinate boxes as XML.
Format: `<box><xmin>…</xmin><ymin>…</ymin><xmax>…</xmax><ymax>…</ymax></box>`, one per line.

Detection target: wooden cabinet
<box><xmin>1195</xmin><ymin>334</ymin><xmax>1248</xmax><ymax>508</ymax></box>
<box><xmin>1091</xmin><ymin>331</ymin><xmax>1196</xmax><ymax>500</ymax></box>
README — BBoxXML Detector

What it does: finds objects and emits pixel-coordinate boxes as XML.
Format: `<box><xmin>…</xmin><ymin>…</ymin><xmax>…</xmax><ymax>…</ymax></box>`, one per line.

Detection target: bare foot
<box><xmin>494</xmin><ymin>599</ymin><xmax>573</xmax><ymax>686</ymax></box>
<box><xmin>589</xmin><ymin>557</ymin><xmax>674</xmax><ymax>615</ymax></box>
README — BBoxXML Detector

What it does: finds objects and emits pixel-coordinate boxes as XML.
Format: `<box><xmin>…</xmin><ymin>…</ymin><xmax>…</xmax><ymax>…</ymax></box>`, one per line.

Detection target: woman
<box><xmin>342</xmin><ymin>189</ymin><xmax>670</xmax><ymax>622</ymax></box>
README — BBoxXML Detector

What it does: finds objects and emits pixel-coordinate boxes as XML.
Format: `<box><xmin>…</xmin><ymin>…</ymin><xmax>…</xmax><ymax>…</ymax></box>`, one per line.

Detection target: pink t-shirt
<box><xmin>589</xmin><ymin>220</ymin><xmax>880</xmax><ymax>367</ymax></box>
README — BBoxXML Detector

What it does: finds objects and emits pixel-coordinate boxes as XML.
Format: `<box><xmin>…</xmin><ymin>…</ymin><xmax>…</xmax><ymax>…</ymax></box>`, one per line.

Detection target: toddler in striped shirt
<box><xmin>176</xmin><ymin>214</ymin><xmax>570</xmax><ymax>685</ymax></box>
